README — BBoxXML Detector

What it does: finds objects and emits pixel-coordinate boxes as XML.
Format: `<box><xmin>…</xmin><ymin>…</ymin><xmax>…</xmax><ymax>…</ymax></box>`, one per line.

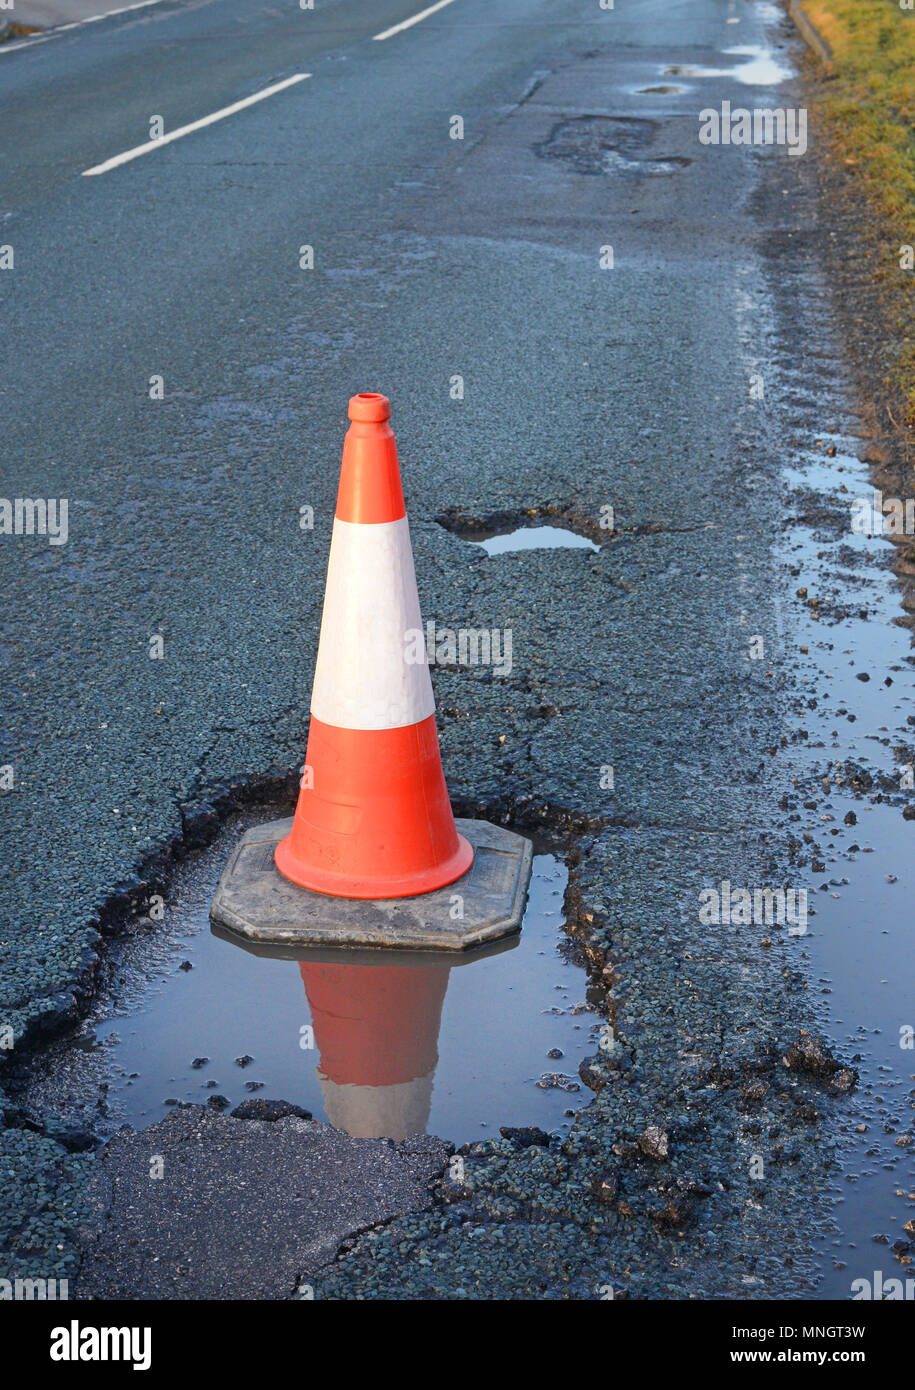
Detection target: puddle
<box><xmin>665</xmin><ymin>46</ymin><xmax>793</xmax><ymax>86</ymax></box>
<box><xmin>16</xmin><ymin>826</ymin><xmax>596</xmax><ymax>1147</ymax></box>
<box><xmin>773</xmin><ymin>438</ymin><xmax>915</xmax><ymax>1295</ymax></box>
<box><xmin>437</xmin><ymin>509</ymin><xmax>602</xmax><ymax>554</ymax></box>
<box><xmin>471</xmin><ymin>524</ymin><xmax>599</xmax><ymax>556</ymax></box>
<box><xmin>755</xmin><ymin>0</ymin><xmax>787</xmax><ymax>20</ymax></box>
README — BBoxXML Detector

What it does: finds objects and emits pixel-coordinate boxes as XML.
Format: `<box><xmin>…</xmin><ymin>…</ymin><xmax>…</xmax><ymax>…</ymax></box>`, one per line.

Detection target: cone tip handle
<box><xmin>348</xmin><ymin>392</ymin><xmax>391</xmax><ymax>424</ymax></box>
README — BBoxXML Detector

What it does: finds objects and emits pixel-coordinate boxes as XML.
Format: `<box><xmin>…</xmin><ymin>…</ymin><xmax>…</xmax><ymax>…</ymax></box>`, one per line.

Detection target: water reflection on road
<box><xmin>24</xmin><ymin>850</ymin><xmax>596</xmax><ymax>1147</ymax></box>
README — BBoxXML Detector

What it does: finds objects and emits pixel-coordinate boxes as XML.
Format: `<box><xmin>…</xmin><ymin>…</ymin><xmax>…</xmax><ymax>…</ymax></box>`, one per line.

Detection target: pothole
<box><xmin>636</xmin><ymin>85</ymin><xmax>685</xmax><ymax>95</ymax></box>
<box><xmin>472</xmin><ymin>525</ymin><xmax>598</xmax><ymax>556</ymax></box>
<box><xmin>437</xmin><ymin>507</ymin><xmax>603</xmax><ymax>553</ymax></box>
<box><xmin>11</xmin><ymin>811</ymin><xmax>597</xmax><ymax>1148</ymax></box>
<box><xmin>534</xmin><ymin>116</ymin><xmax>690</xmax><ymax>177</ymax></box>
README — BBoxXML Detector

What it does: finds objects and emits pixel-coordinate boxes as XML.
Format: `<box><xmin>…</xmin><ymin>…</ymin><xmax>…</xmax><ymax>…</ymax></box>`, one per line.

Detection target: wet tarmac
<box><xmin>2</xmin><ymin>0</ymin><xmax>912</xmax><ymax>1301</ymax></box>
<box><xmin>772</xmin><ymin>441</ymin><xmax>915</xmax><ymax>1293</ymax></box>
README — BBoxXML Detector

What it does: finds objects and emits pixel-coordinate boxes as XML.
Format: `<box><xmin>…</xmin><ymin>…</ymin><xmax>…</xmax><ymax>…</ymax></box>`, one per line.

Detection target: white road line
<box><xmin>0</xmin><ymin>29</ymin><xmax>62</xmax><ymax>53</ymax></box>
<box><xmin>373</xmin><ymin>0</ymin><xmax>456</xmax><ymax>42</ymax></box>
<box><xmin>81</xmin><ymin>72</ymin><xmax>310</xmax><ymax>176</ymax></box>
<box><xmin>0</xmin><ymin>35</ymin><xmax>52</xmax><ymax>54</ymax></box>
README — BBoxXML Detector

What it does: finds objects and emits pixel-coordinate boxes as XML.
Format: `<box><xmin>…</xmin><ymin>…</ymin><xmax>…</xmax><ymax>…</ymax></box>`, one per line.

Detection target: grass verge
<box><xmin>801</xmin><ymin>0</ymin><xmax>915</xmax><ymax>423</ymax></box>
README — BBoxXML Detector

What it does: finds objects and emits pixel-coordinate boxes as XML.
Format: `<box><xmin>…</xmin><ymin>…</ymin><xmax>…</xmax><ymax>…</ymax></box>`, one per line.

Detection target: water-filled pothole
<box><xmin>437</xmin><ymin>510</ymin><xmax>601</xmax><ymax>555</ymax></box>
<box><xmin>471</xmin><ymin>525</ymin><xmax>599</xmax><ymax>556</ymax></box>
<box><xmin>15</xmin><ymin>812</ymin><xmax>596</xmax><ymax>1147</ymax></box>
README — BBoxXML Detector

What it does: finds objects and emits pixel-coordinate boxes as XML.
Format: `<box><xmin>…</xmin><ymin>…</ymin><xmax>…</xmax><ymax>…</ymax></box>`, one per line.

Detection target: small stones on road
<box><xmin>231</xmin><ymin>1098</ymin><xmax>312</xmax><ymax>1122</ymax></box>
<box><xmin>590</xmin><ymin>1169</ymin><xmax>620</xmax><ymax>1205</ymax></box>
<box><xmin>536</xmin><ymin>1072</ymin><xmax>580</xmax><ymax>1092</ymax></box>
<box><xmin>639</xmin><ymin>1126</ymin><xmax>670</xmax><ymax>1161</ymax></box>
<box><xmin>499</xmin><ymin>1126</ymin><xmax>552</xmax><ymax>1149</ymax></box>
<box><xmin>740</xmin><ymin>1079</ymin><xmax>769</xmax><ymax>1108</ymax></box>
<box><xmin>782</xmin><ymin>1032</ymin><xmax>858</xmax><ymax>1092</ymax></box>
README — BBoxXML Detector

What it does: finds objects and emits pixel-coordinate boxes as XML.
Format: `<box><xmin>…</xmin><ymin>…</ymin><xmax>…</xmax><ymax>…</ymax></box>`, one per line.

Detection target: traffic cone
<box><xmin>274</xmin><ymin>392</ymin><xmax>474</xmax><ymax>900</ymax></box>
<box><xmin>299</xmin><ymin>959</ymin><xmax>450</xmax><ymax>1139</ymax></box>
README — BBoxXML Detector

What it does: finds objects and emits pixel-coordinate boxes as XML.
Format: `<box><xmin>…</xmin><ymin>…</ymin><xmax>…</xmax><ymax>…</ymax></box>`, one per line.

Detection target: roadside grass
<box><xmin>0</xmin><ymin>25</ymin><xmax>43</xmax><ymax>42</ymax></box>
<box><xmin>803</xmin><ymin>0</ymin><xmax>915</xmax><ymax>422</ymax></box>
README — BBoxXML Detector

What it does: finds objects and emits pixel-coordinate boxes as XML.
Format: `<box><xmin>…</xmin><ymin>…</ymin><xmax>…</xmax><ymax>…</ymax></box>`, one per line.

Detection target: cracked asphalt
<box><xmin>1</xmin><ymin>0</ymin><xmax>913</xmax><ymax>1300</ymax></box>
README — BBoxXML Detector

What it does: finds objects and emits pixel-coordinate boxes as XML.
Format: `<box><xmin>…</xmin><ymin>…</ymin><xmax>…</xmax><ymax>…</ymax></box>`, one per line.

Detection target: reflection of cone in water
<box><xmin>299</xmin><ymin>961</ymin><xmax>449</xmax><ymax>1140</ymax></box>
<box><xmin>275</xmin><ymin>391</ymin><xmax>473</xmax><ymax>900</ymax></box>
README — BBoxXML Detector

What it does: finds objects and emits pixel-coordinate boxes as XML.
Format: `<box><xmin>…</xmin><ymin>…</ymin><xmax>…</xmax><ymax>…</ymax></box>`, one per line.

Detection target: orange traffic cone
<box><xmin>274</xmin><ymin>392</ymin><xmax>474</xmax><ymax>900</ymax></box>
<box><xmin>299</xmin><ymin>960</ymin><xmax>450</xmax><ymax>1139</ymax></box>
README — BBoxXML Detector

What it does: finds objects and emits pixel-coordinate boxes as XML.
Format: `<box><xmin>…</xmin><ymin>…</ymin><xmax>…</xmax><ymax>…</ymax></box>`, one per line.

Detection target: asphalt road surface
<box><xmin>2</xmin><ymin>0</ymin><xmax>911</xmax><ymax>1301</ymax></box>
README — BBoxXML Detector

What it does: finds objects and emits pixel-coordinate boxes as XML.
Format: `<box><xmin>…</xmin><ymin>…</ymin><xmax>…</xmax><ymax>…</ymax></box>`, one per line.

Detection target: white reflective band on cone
<box><xmin>310</xmin><ymin>516</ymin><xmax>436</xmax><ymax>731</ymax></box>
<box><xmin>318</xmin><ymin>1072</ymin><xmax>435</xmax><ymax>1142</ymax></box>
